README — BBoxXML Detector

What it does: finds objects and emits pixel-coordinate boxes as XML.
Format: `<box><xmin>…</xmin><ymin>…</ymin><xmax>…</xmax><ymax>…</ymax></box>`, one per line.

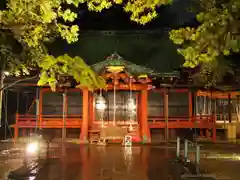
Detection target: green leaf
<box><xmin>37</xmin><ymin>71</ymin><xmax>49</xmax><ymax>86</ymax></box>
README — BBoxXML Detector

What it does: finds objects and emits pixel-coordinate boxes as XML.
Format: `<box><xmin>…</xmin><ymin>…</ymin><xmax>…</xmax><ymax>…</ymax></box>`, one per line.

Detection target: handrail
<box><xmin>16</xmin><ymin>113</ymin><xmax>83</xmax><ymax>126</ymax></box>
<box><xmin>148</xmin><ymin>115</ymin><xmax>214</xmax><ymax>123</ymax></box>
<box><xmin>16</xmin><ymin>114</ymin><xmax>214</xmax><ymax>122</ymax></box>
<box><xmin>17</xmin><ymin>114</ymin><xmax>82</xmax><ymax>117</ymax></box>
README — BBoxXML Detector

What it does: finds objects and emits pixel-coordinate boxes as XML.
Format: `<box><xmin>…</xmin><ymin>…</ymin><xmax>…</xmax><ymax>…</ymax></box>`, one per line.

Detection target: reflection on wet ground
<box><xmin>1</xmin><ymin>143</ymin><xmax>240</xmax><ymax>180</ymax></box>
<box><xmin>36</xmin><ymin>145</ymin><xmax>178</xmax><ymax>180</ymax></box>
<box><xmin>1</xmin><ymin>144</ymin><xmax>181</xmax><ymax>180</ymax></box>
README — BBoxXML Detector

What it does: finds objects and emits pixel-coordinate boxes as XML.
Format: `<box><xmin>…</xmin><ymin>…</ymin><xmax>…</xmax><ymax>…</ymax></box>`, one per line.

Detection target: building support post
<box><xmin>39</xmin><ymin>88</ymin><xmax>43</xmax><ymax>129</ymax></box>
<box><xmin>140</xmin><ymin>88</ymin><xmax>150</xmax><ymax>143</ymax></box>
<box><xmin>188</xmin><ymin>91</ymin><xmax>193</xmax><ymax>120</ymax></box>
<box><xmin>228</xmin><ymin>92</ymin><xmax>232</xmax><ymax>123</ymax></box>
<box><xmin>62</xmin><ymin>89</ymin><xmax>67</xmax><ymax>142</ymax></box>
<box><xmin>14</xmin><ymin>113</ymin><xmax>19</xmax><ymax>142</ymax></box>
<box><xmin>164</xmin><ymin>89</ymin><xmax>169</xmax><ymax>141</ymax></box>
<box><xmin>89</xmin><ymin>93</ymin><xmax>94</xmax><ymax>125</ymax></box>
<box><xmin>14</xmin><ymin>92</ymin><xmax>20</xmax><ymax>141</ymax></box>
<box><xmin>35</xmin><ymin>88</ymin><xmax>40</xmax><ymax>131</ymax></box>
<box><xmin>80</xmin><ymin>89</ymin><xmax>89</xmax><ymax>143</ymax></box>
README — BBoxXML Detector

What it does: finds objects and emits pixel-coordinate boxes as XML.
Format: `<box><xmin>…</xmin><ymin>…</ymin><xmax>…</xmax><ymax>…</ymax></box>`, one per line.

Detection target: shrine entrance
<box><xmin>95</xmin><ymin>91</ymin><xmax>138</xmax><ymax>125</ymax></box>
<box><xmin>88</xmin><ymin>52</ymin><xmax>154</xmax><ymax>143</ymax></box>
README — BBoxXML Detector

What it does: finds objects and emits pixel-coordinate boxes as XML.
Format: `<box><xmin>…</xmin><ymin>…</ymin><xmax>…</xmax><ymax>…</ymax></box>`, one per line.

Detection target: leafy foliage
<box><xmin>37</xmin><ymin>54</ymin><xmax>105</xmax><ymax>91</ymax></box>
<box><xmin>192</xmin><ymin>57</ymin><xmax>233</xmax><ymax>87</ymax></box>
<box><xmin>169</xmin><ymin>0</ymin><xmax>239</xmax><ymax>86</ymax></box>
<box><xmin>1</xmin><ymin>0</ymin><xmax>172</xmax><ymax>49</ymax></box>
<box><xmin>0</xmin><ymin>0</ymin><xmax>173</xmax><ymax>91</ymax></box>
<box><xmin>169</xmin><ymin>0</ymin><xmax>240</xmax><ymax>68</ymax></box>
<box><xmin>0</xmin><ymin>0</ymin><xmax>80</xmax><ymax>47</ymax></box>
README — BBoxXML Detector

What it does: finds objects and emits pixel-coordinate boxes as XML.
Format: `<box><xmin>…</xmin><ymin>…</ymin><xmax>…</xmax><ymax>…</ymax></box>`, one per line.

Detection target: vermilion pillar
<box><xmin>14</xmin><ymin>113</ymin><xmax>19</xmax><ymax>141</ymax></box>
<box><xmin>188</xmin><ymin>92</ymin><xmax>193</xmax><ymax>120</ymax></box>
<box><xmin>164</xmin><ymin>90</ymin><xmax>169</xmax><ymax>141</ymax></box>
<box><xmin>140</xmin><ymin>89</ymin><xmax>151</xmax><ymax>143</ymax></box>
<box><xmin>80</xmin><ymin>89</ymin><xmax>89</xmax><ymax>142</ymax></box>
<box><xmin>89</xmin><ymin>93</ymin><xmax>94</xmax><ymax>124</ymax></box>
<box><xmin>38</xmin><ymin>88</ymin><xmax>43</xmax><ymax>129</ymax></box>
<box><xmin>212</xmin><ymin>97</ymin><xmax>217</xmax><ymax>142</ymax></box>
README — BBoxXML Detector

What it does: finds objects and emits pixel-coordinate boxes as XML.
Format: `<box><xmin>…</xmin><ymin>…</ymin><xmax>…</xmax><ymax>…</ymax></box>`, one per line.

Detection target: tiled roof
<box><xmin>92</xmin><ymin>52</ymin><xmax>179</xmax><ymax>77</ymax></box>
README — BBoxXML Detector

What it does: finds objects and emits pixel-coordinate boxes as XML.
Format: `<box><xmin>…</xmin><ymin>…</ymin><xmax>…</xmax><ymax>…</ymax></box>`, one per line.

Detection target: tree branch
<box><xmin>0</xmin><ymin>75</ymin><xmax>38</xmax><ymax>92</ymax></box>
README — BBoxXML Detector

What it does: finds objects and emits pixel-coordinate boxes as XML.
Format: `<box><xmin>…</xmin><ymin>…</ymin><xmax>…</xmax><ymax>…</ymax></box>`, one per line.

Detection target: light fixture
<box><xmin>95</xmin><ymin>95</ymin><xmax>106</xmax><ymax>111</ymax></box>
<box><xmin>24</xmin><ymin>133</ymin><xmax>44</xmax><ymax>156</ymax></box>
<box><xmin>4</xmin><ymin>71</ymin><xmax>9</xmax><ymax>76</ymax></box>
<box><xmin>126</xmin><ymin>98</ymin><xmax>136</xmax><ymax>112</ymax></box>
<box><xmin>26</xmin><ymin>142</ymin><xmax>39</xmax><ymax>154</ymax></box>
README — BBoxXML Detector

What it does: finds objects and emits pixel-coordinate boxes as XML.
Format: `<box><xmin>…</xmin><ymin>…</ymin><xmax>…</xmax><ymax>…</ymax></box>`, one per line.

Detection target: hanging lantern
<box><xmin>95</xmin><ymin>95</ymin><xmax>106</xmax><ymax>111</ymax></box>
<box><xmin>126</xmin><ymin>98</ymin><xmax>136</xmax><ymax>112</ymax></box>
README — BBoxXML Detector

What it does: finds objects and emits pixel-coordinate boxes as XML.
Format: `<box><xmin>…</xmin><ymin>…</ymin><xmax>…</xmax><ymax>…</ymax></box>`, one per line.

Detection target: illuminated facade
<box><xmin>6</xmin><ymin>53</ymin><xmax>240</xmax><ymax>143</ymax></box>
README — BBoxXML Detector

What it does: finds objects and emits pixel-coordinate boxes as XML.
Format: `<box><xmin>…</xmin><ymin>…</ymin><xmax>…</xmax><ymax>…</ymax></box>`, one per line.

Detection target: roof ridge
<box><xmin>91</xmin><ymin>52</ymin><xmax>163</xmax><ymax>76</ymax></box>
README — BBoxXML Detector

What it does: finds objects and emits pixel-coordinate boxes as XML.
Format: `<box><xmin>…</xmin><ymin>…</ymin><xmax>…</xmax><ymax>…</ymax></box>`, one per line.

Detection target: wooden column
<box><xmin>89</xmin><ymin>93</ymin><xmax>94</xmax><ymax>125</ymax></box>
<box><xmin>38</xmin><ymin>88</ymin><xmax>43</xmax><ymax>129</ymax></box>
<box><xmin>212</xmin><ymin>99</ymin><xmax>217</xmax><ymax>142</ymax></box>
<box><xmin>228</xmin><ymin>92</ymin><xmax>232</xmax><ymax>123</ymax></box>
<box><xmin>80</xmin><ymin>89</ymin><xmax>89</xmax><ymax>142</ymax></box>
<box><xmin>137</xmin><ymin>93</ymin><xmax>140</xmax><ymax>124</ymax></box>
<box><xmin>140</xmin><ymin>89</ymin><xmax>151</xmax><ymax>143</ymax></box>
<box><xmin>92</xmin><ymin>95</ymin><xmax>95</xmax><ymax>123</ymax></box>
<box><xmin>164</xmin><ymin>89</ymin><xmax>169</xmax><ymax>141</ymax></box>
<box><xmin>188</xmin><ymin>91</ymin><xmax>193</xmax><ymax>121</ymax></box>
<box><xmin>62</xmin><ymin>90</ymin><xmax>67</xmax><ymax>141</ymax></box>
<box><xmin>14</xmin><ymin>113</ymin><xmax>19</xmax><ymax>141</ymax></box>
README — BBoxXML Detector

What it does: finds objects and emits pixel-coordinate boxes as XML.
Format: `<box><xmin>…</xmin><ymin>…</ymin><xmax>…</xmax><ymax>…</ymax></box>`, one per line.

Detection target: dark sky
<box><xmin>75</xmin><ymin>0</ymin><xmax>196</xmax><ymax>30</ymax></box>
<box><xmin>49</xmin><ymin>0</ymin><xmax>197</xmax><ymax>72</ymax></box>
<box><xmin>0</xmin><ymin>0</ymin><xmax>196</xmax><ymax>29</ymax></box>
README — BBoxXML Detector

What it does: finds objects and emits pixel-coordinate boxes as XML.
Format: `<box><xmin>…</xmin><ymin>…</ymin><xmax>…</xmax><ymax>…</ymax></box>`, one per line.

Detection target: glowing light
<box><xmin>26</xmin><ymin>142</ymin><xmax>39</xmax><ymax>154</ymax></box>
<box><xmin>129</xmin><ymin>124</ymin><xmax>133</xmax><ymax>131</ymax></box>
<box><xmin>95</xmin><ymin>96</ymin><xmax>106</xmax><ymax>111</ymax></box>
<box><xmin>4</xmin><ymin>71</ymin><xmax>9</xmax><ymax>76</ymax></box>
<box><xmin>126</xmin><ymin>98</ymin><xmax>136</xmax><ymax>111</ymax></box>
<box><xmin>106</xmin><ymin>65</ymin><xmax>125</xmax><ymax>73</ymax></box>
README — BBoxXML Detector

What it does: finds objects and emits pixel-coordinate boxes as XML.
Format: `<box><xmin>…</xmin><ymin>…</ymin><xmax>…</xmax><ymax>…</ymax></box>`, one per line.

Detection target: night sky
<box><xmin>76</xmin><ymin>0</ymin><xmax>196</xmax><ymax>30</ymax></box>
<box><xmin>48</xmin><ymin>0</ymin><xmax>197</xmax><ymax>73</ymax></box>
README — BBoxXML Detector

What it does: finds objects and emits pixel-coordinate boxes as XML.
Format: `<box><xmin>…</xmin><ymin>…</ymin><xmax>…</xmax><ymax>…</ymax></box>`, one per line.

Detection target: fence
<box><xmin>176</xmin><ymin>137</ymin><xmax>217</xmax><ymax>179</ymax></box>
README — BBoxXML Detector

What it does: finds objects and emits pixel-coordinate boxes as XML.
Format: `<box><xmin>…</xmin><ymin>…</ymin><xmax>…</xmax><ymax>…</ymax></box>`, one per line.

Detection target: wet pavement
<box><xmin>1</xmin><ymin>142</ymin><xmax>240</xmax><ymax>180</ymax></box>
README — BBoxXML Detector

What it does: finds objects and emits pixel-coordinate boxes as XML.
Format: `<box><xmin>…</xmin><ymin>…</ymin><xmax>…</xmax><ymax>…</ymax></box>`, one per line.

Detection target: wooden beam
<box><xmin>188</xmin><ymin>91</ymin><xmax>193</xmax><ymax>121</ymax></box>
<box><xmin>164</xmin><ymin>90</ymin><xmax>169</xmax><ymax>141</ymax></box>
<box><xmin>80</xmin><ymin>89</ymin><xmax>89</xmax><ymax>142</ymax></box>
<box><xmin>39</xmin><ymin>87</ymin><xmax>43</xmax><ymax>129</ymax></box>
<box><xmin>140</xmin><ymin>89</ymin><xmax>151</xmax><ymax>143</ymax></box>
<box><xmin>107</xmin><ymin>84</ymin><xmax>149</xmax><ymax>90</ymax></box>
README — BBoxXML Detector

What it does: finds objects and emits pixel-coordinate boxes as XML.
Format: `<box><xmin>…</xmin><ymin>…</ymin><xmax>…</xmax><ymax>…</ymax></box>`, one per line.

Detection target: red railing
<box><xmin>14</xmin><ymin>113</ymin><xmax>215</xmax><ymax>129</ymax></box>
<box><xmin>148</xmin><ymin>115</ymin><xmax>215</xmax><ymax>128</ymax></box>
<box><xmin>15</xmin><ymin>114</ymin><xmax>82</xmax><ymax>128</ymax></box>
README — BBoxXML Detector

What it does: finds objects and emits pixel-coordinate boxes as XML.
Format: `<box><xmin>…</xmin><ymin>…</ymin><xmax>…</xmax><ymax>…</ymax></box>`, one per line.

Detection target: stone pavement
<box><xmin>1</xmin><ymin>143</ymin><xmax>240</xmax><ymax>180</ymax></box>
